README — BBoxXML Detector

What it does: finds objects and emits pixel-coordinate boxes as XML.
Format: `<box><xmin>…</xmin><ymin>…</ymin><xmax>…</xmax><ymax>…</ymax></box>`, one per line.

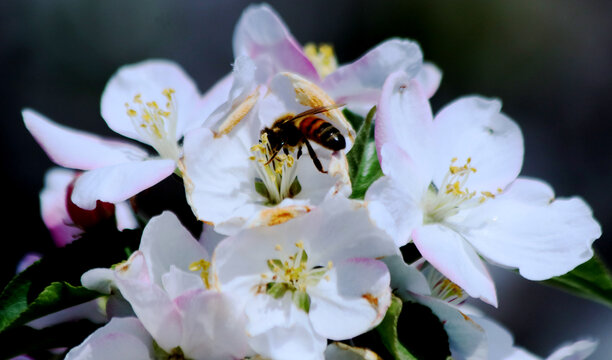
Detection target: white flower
<box><xmin>182</xmin><ymin>63</ymin><xmax>352</xmax><ymax>235</ymax></box>
<box><xmin>213</xmin><ymin>197</ymin><xmax>398</xmax><ymax>360</ymax></box>
<box><xmin>366</xmin><ymin>71</ymin><xmax>602</xmax><ymax>305</ymax></box>
<box><xmin>23</xmin><ymin>60</ymin><xmax>206</xmax><ymax>210</ymax></box>
<box><xmin>81</xmin><ymin>211</ymin><xmax>252</xmax><ymax>359</ymax></box>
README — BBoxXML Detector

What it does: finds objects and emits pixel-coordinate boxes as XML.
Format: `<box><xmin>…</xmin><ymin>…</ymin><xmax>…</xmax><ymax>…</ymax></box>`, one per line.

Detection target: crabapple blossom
<box><xmin>366</xmin><ymin>71</ymin><xmax>602</xmax><ymax>305</ymax></box>
<box><xmin>212</xmin><ymin>197</ymin><xmax>398</xmax><ymax>360</ymax></box>
<box><xmin>23</xmin><ymin>60</ymin><xmax>207</xmax><ymax>210</ymax></box>
<box><xmin>232</xmin><ymin>3</ymin><xmax>440</xmax><ymax>116</ymax></box>
<box><xmin>81</xmin><ymin>211</ymin><xmax>252</xmax><ymax>359</ymax></box>
<box><xmin>182</xmin><ymin>62</ymin><xmax>353</xmax><ymax>235</ymax></box>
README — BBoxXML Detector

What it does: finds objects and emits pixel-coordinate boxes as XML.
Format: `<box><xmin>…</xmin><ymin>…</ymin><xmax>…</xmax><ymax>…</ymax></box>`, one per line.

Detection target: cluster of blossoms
<box><xmin>18</xmin><ymin>3</ymin><xmax>602</xmax><ymax>360</ymax></box>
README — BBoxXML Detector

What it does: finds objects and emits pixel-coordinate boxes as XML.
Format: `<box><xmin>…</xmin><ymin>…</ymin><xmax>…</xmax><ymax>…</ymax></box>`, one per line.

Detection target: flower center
<box><xmin>422</xmin><ymin>157</ymin><xmax>496</xmax><ymax>224</ymax></box>
<box><xmin>303</xmin><ymin>43</ymin><xmax>338</xmax><ymax>79</ymax></box>
<box><xmin>259</xmin><ymin>241</ymin><xmax>332</xmax><ymax>312</ymax></box>
<box><xmin>125</xmin><ymin>88</ymin><xmax>181</xmax><ymax>161</ymax></box>
<box><xmin>250</xmin><ymin>132</ymin><xmax>302</xmax><ymax>205</ymax></box>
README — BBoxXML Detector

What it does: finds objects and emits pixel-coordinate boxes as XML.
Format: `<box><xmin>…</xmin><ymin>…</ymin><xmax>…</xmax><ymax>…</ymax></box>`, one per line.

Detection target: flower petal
<box><xmin>365</xmin><ymin>144</ymin><xmax>428</xmax><ymax>247</ymax></box>
<box><xmin>245</xmin><ymin>294</ymin><xmax>327</xmax><ymax>360</ymax></box>
<box><xmin>199</xmin><ymin>73</ymin><xmax>234</xmax><ymax>127</ymax></box>
<box><xmin>412</xmin><ymin>224</ymin><xmax>497</xmax><ymax>306</ymax></box>
<box><xmin>161</xmin><ymin>266</ymin><xmax>206</xmax><ymax>300</ymax></box>
<box><xmin>71</xmin><ymin>159</ymin><xmax>175</xmax><ymax>210</ymax></box>
<box><xmin>302</xmin><ymin>196</ymin><xmax>399</xmax><ymax>264</ymax></box>
<box><xmin>65</xmin><ymin>317</ymin><xmax>153</xmax><ymax>360</ymax></box>
<box><xmin>415</xmin><ymin>62</ymin><xmax>442</xmax><ymax>99</ymax></box>
<box><xmin>101</xmin><ymin>59</ymin><xmax>201</xmax><ymax>142</ymax></box>
<box><xmin>40</xmin><ymin>167</ymin><xmax>83</xmax><ymax>246</ymax></box>
<box><xmin>181</xmin><ymin>127</ymin><xmax>259</xmax><ymax>234</ymax></box>
<box><xmin>323</xmin><ymin>39</ymin><xmax>423</xmax><ymax>115</ymax></box>
<box><xmin>382</xmin><ymin>255</ymin><xmax>431</xmax><ymax>297</ymax></box>
<box><xmin>309</xmin><ymin>258</ymin><xmax>391</xmax><ymax>340</ymax></box>
<box><xmin>114</xmin><ymin>252</ymin><xmax>182</xmax><ymax>352</ymax></box>
<box><xmin>375</xmin><ymin>71</ymin><xmax>435</xmax><ymax>179</ymax></box>
<box><xmin>233</xmin><ymin>4</ymin><xmax>318</xmax><ymax>82</ymax></box>
<box><xmin>546</xmin><ymin>339</ymin><xmax>598</xmax><ymax>360</ymax></box>
<box><xmin>23</xmin><ymin>109</ymin><xmax>147</xmax><ymax>170</ymax></box>
<box><xmin>463</xmin><ymin>178</ymin><xmax>601</xmax><ymax>280</ymax></box>
<box><xmin>414</xmin><ymin>295</ymin><xmax>487</xmax><ymax>360</ymax></box>
<box><xmin>432</xmin><ymin>96</ymin><xmax>524</xmax><ymax>192</ymax></box>
<box><xmin>175</xmin><ymin>290</ymin><xmax>252</xmax><ymax>360</ymax></box>
<box><xmin>139</xmin><ymin>211</ymin><xmax>209</xmax><ymax>286</ymax></box>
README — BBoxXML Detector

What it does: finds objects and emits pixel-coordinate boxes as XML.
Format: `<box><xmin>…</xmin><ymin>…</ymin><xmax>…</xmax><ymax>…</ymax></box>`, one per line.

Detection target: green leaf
<box><xmin>346</xmin><ymin>106</ymin><xmax>384</xmax><ymax>200</ymax></box>
<box><xmin>376</xmin><ymin>295</ymin><xmax>417</xmax><ymax>360</ymax></box>
<box><xmin>0</xmin><ymin>320</ymin><xmax>100</xmax><ymax>359</ymax></box>
<box><xmin>542</xmin><ymin>255</ymin><xmax>612</xmax><ymax>308</ymax></box>
<box><xmin>0</xmin><ymin>226</ymin><xmax>141</xmax><ymax>333</ymax></box>
<box><xmin>343</xmin><ymin>108</ymin><xmax>364</xmax><ymax>133</ymax></box>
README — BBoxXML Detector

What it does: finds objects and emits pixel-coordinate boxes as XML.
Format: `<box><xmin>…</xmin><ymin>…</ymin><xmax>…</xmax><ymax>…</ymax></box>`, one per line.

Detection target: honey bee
<box><xmin>261</xmin><ymin>104</ymin><xmax>346</xmax><ymax>173</ymax></box>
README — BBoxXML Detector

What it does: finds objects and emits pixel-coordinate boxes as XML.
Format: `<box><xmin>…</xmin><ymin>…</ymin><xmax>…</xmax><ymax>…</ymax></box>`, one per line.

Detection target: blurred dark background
<box><xmin>2</xmin><ymin>0</ymin><xmax>611</xmax><ymax>358</ymax></box>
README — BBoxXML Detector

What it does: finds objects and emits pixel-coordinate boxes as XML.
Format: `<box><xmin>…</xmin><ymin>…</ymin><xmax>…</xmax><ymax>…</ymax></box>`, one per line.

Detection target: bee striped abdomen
<box><xmin>298</xmin><ymin>116</ymin><xmax>346</xmax><ymax>151</ymax></box>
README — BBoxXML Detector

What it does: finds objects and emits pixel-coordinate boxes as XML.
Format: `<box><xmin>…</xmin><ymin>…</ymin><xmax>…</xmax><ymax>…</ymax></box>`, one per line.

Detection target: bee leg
<box><xmin>304</xmin><ymin>139</ymin><xmax>327</xmax><ymax>173</ymax></box>
<box><xmin>283</xmin><ymin>148</ymin><xmax>289</xmax><ymax>155</ymax></box>
<box><xmin>297</xmin><ymin>146</ymin><xmax>303</xmax><ymax>159</ymax></box>
<box><xmin>264</xmin><ymin>147</ymin><xmax>282</xmax><ymax>166</ymax></box>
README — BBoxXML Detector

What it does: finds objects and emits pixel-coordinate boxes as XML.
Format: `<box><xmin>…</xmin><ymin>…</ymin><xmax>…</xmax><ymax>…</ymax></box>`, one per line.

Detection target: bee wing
<box><xmin>278</xmin><ymin>103</ymin><xmax>346</xmax><ymax>125</ymax></box>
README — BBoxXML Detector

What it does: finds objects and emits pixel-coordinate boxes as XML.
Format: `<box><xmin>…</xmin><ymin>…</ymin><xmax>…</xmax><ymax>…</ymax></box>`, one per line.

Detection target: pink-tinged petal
<box><xmin>71</xmin><ymin>159</ymin><xmax>175</xmax><ymax>210</ymax></box>
<box><xmin>40</xmin><ymin>168</ymin><xmax>82</xmax><ymax>246</ymax></box>
<box><xmin>101</xmin><ymin>59</ymin><xmax>201</xmax><ymax>142</ymax></box>
<box><xmin>16</xmin><ymin>253</ymin><xmax>42</xmax><ymax>273</ymax></box>
<box><xmin>377</xmin><ymin>142</ymin><xmax>431</xmax><ymax>197</ymax></box>
<box><xmin>114</xmin><ymin>252</ymin><xmax>182</xmax><ymax>352</ymax></box>
<box><xmin>415</xmin><ymin>62</ymin><xmax>442</xmax><ymax>99</ymax></box>
<box><xmin>65</xmin><ymin>317</ymin><xmax>153</xmax><ymax>360</ymax></box>
<box><xmin>309</xmin><ymin>258</ymin><xmax>391</xmax><ymax>340</ymax></box>
<box><xmin>23</xmin><ymin>109</ymin><xmax>147</xmax><ymax>170</ymax></box>
<box><xmin>175</xmin><ymin>290</ymin><xmax>253</xmax><ymax>360</ymax></box>
<box><xmin>463</xmin><ymin>178</ymin><xmax>601</xmax><ymax>281</ymax></box>
<box><xmin>139</xmin><ymin>211</ymin><xmax>209</xmax><ymax>286</ymax></box>
<box><xmin>414</xmin><ymin>295</ymin><xmax>487</xmax><ymax>360</ymax></box>
<box><xmin>323</xmin><ymin>39</ymin><xmax>423</xmax><ymax>112</ymax></box>
<box><xmin>432</xmin><ymin>96</ymin><xmax>524</xmax><ymax>193</ymax></box>
<box><xmin>233</xmin><ymin>4</ymin><xmax>318</xmax><ymax>82</ymax></box>
<box><xmin>376</xmin><ymin>72</ymin><xmax>435</xmax><ymax>179</ymax></box>
<box><xmin>412</xmin><ymin>224</ymin><xmax>497</xmax><ymax>306</ymax></box>
<box><xmin>199</xmin><ymin>73</ymin><xmax>234</xmax><ymax>127</ymax></box>
<box><xmin>245</xmin><ymin>294</ymin><xmax>327</xmax><ymax>360</ymax></box>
